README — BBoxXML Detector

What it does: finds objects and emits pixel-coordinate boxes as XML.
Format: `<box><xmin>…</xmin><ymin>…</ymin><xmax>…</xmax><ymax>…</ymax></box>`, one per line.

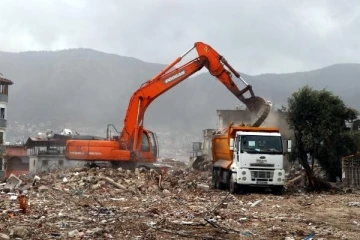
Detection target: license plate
<box><xmin>256</xmin><ymin>181</ymin><xmax>267</xmax><ymax>184</ymax></box>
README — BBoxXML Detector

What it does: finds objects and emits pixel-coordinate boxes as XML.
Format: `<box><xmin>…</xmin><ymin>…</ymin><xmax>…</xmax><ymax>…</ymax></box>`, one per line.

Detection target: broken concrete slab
<box><xmin>3</xmin><ymin>174</ymin><xmax>22</xmax><ymax>193</ymax></box>
<box><xmin>0</xmin><ymin>166</ymin><xmax>359</xmax><ymax>239</ymax></box>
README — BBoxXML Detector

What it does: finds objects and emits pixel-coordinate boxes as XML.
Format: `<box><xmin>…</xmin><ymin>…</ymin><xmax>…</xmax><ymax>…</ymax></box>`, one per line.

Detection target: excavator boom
<box><xmin>120</xmin><ymin>42</ymin><xmax>270</xmax><ymax>149</ymax></box>
<box><xmin>65</xmin><ymin>41</ymin><xmax>271</xmax><ymax>168</ymax></box>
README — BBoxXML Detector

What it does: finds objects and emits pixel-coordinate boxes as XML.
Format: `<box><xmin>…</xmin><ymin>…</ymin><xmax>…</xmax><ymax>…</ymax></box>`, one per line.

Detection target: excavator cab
<box><xmin>139</xmin><ymin>129</ymin><xmax>159</xmax><ymax>161</ymax></box>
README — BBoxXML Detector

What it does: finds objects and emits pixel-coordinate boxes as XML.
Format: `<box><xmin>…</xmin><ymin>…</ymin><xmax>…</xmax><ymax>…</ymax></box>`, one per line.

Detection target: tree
<box><xmin>286</xmin><ymin>85</ymin><xmax>358</xmax><ymax>190</ymax></box>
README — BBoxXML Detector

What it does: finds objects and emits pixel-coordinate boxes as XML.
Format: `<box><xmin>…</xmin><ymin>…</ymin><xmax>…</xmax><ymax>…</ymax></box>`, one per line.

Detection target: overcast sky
<box><xmin>0</xmin><ymin>0</ymin><xmax>359</xmax><ymax>75</ymax></box>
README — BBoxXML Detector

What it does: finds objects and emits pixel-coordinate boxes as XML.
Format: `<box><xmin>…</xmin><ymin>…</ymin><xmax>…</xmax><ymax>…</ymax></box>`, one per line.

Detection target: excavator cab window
<box><xmin>141</xmin><ymin>132</ymin><xmax>150</xmax><ymax>152</ymax></box>
<box><xmin>149</xmin><ymin>132</ymin><xmax>159</xmax><ymax>159</ymax></box>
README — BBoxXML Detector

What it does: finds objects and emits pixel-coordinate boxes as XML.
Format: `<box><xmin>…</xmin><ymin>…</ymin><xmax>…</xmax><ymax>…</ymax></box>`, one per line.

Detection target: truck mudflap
<box><xmin>213</xmin><ymin>160</ymin><xmax>232</xmax><ymax>169</ymax></box>
<box><xmin>235</xmin><ymin>169</ymin><xmax>285</xmax><ymax>186</ymax></box>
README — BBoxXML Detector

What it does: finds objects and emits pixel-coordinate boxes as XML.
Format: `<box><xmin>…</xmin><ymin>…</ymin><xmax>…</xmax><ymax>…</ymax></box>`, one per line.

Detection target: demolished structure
<box><xmin>189</xmin><ymin>107</ymin><xmax>293</xmax><ymax>172</ymax></box>
<box><xmin>0</xmin><ymin>165</ymin><xmax>359</xmax><ymax>239</ymax></box>
<box><xmin>1</xmin><ymin>131</ymin><xmax>84</xmax><ymax>180</ymax></box>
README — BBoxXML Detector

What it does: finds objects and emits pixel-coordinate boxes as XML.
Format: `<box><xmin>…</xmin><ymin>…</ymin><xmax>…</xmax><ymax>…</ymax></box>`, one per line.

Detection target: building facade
<box><xmin>0</xmin><ymin>74</ymin><xmax>13</xmax><ymax>143</ymax></box>
<box><xmin>4</xmin><ymin>144</ymin><xmax>29</xmax><ymax>178</ymax></box>
<box><xmin>0</xmin><ymin>74</ymin><xmax>13</xmax><ymax>178</ymax></box>
<box><xmin>25</xmin><ymin>134</ymin><xmax>83</xmax><ymax>174</ymax></box>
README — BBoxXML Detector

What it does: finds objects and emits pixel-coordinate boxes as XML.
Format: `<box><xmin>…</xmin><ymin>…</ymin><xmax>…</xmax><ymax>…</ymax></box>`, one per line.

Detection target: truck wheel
<box><xmin>228</xmin><ymin>175</ymin><xmax>237</xmax><ymax>194</ymax></box>
<box><xmin>217</xmin><ymin>170</ymin><xmax>226</xmax><ymax>190</ymax></box>
<box><xmin>211</xmin><ymin>169</ymin><xmax>218</xmax><ymax>189</ymax></box>
<box><xmin>273</xmin><ymin>186</ymin><xmax>284</xmax><ymax>195</ymax></box>
<box><xmin>215</xmin><ymin>169</ymin><xmax>221</xmax><ymax>189</ymax></box>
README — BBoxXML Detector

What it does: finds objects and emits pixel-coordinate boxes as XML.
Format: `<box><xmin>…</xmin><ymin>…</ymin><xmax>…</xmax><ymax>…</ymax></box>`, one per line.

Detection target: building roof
<box><xmin>0</xmin><ymin>74</ymin><xmax>13</xmax><ymax>85</ymax></box>
<box><xmin>25</xmin><ymin>137</ymin><xmax>68</xmax><ymax>147</ymax></box>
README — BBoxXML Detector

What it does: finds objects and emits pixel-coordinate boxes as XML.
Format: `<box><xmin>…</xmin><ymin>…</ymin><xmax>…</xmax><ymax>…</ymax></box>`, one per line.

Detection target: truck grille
<box><xmin>251</xmin><ymin>170</ymin><xmax>274</xmax><ymax>182</ymax></box>
<box><xmin>250</xmin><ymin>163</ymin><xmax>275</xmax><ymax>167</ymax></box>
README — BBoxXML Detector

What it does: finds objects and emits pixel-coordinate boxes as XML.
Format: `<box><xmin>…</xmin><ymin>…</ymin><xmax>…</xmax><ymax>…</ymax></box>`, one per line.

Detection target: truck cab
<box><xmin>230</xmin><ymin>131</ymin><xmax>286</xmax><ymax>193</ymax></box>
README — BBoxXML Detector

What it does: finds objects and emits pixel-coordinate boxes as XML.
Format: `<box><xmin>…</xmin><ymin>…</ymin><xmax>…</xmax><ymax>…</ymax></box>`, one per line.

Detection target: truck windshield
<box><xmin>241</xmin><ymin>135</ymin><xmax>282</xmax><ymax>154</ymax></box>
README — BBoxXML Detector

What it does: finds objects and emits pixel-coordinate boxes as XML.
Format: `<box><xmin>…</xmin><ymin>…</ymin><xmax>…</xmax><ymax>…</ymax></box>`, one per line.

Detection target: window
<box><xmin>42</xmin><ymin>160</ymin><xmax>49</xmax><ymax>167</ymax></box>
<box><xmin>149</xmin><ymin>132</ymin><xmax>158</xmax><ymax>158</ymax></box>
<box><xmin>0</xmin><ymin>108</ymin><xmax>4</xmax><ymax>119</ymax></box>
<box><xmin>140</xmin><ymin>132</ymin><xmax>150</xmax><ymax>152</ymax></box>
<box><xmin>241</xmin><ymin>135</ymin><xmax>283</xmax><ymax>154</ymax></box>
<box><xmin>0</xmin><ymin>85</ymin><xmax>7</xmax><ymax>95</ymax></box>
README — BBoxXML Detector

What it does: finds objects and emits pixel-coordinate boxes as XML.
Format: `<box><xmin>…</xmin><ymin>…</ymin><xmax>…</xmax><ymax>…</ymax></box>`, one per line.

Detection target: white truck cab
<box><xmin>229</xmin><ymin>131</ymin><xmax>290</xmax><ymax>194</ymax></box>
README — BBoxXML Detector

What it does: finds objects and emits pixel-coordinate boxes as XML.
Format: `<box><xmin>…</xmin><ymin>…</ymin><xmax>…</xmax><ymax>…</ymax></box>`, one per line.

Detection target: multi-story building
<box><xmin>0</xmin><ymin>74</ymin><xmax>13</xmax><ymax>179</ymax></box>
<box><xmin>25</xmin><ymin>133</ymin><xmax>83</xmax><ymax>174</ymax></box>
<box><xmin>3</xmin><ymin>144</ymin><xmax>29</xmax><ymax>178</ymax></box>
<box><xmin>0</xmin><ymin>74</ymin><xmax>13</xmax><ymax>143</ymax></box>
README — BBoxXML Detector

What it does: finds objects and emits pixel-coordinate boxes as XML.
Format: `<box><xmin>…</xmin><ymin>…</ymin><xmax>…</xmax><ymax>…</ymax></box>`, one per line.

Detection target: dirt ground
<box><xmin>1</xmin><ymin>167</ymin><xmax>360</xmax><ymax>239</ymax></box>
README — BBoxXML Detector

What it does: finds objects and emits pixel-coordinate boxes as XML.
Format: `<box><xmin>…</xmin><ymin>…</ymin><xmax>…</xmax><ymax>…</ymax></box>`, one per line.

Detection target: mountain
<box><xmin>1</xmin><ymin>49</ymin><xmax>360</xmax><ymax>146</ymax></box>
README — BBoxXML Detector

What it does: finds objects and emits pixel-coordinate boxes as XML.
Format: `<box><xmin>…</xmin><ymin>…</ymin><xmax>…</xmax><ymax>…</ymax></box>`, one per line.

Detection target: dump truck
<box><xmin>211</xmin><ymin>123</ymin><xmax>291</xmax><ymax>195</ymax></box>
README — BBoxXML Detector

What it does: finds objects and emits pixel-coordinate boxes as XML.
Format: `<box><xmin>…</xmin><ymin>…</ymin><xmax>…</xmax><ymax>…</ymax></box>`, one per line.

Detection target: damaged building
<box><xmin>2</xmin><ymin>144</ymin><xmax>29</xmax><ymax>179</ymax></box>
<box><xmin>25</xmin><ymin>133</ymin><xmax>83</xmax><ymax>173</ymax></box>
<box><xmin>0</xmin><ymin>73</ymin><xmax>13</xmax><ymax>179</ymax></box>
<box><xmin>189</xmin><ymin>106</ymin><xmax>293</xmax><ymax>170</ymax></box>
<box><xmin>1</xmin><ymin>131</ymin><xmax>84</xmax><ymax>180</ymax></box>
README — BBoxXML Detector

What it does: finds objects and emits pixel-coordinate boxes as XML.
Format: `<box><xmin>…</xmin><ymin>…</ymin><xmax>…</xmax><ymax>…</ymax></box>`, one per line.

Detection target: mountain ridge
<box><xmin>1</xmin><ymin>48</ymin><xmax>360</xmax><ymax>145</ymax></box>
<box><xmin>3</xmin><ymin>48</ymin><xmax>358</xmax><ymax>76</ymax></box>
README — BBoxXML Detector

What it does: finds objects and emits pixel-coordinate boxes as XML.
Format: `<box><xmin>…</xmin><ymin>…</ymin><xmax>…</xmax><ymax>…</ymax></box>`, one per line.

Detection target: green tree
<box><xmin>286</xmin><ymin>86</ymin><xmax>358</xmax><ymax>190</ymax></box>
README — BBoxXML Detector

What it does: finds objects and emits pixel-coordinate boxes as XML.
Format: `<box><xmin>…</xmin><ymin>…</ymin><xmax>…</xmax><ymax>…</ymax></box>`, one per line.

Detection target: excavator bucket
<box><xmin>243</xmin><ymin>96</ymin><xmax>272</xmax><ymax>127</ymax></box>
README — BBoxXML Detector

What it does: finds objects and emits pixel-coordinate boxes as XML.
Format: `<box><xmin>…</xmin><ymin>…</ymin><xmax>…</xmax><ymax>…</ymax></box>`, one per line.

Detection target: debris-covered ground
<box><xmin>1</xmin><ymin>167</ymin><xmax>360</xmax><ymax>239</ymax></box>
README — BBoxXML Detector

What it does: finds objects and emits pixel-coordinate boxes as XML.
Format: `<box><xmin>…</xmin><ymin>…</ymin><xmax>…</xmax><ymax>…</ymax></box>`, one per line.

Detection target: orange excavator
<box><xmin>65</xmin><ymin>42</ymin><xmax>271</xmax><ymax>169</ymax></box>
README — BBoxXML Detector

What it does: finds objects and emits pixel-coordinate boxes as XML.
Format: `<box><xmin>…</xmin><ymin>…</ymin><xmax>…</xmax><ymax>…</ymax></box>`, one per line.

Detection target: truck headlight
<box><xmin>242</xmin><ymin>177</ymin><xmax>246</xmax><ymax>181</ymax></box>
<box><xmin>278</xmin><ymin>172</ymin><xmax>282</xmax><ymax>176</ymax></box>
<box><xmin>242</xmin><ymin>171</ymin><xmax>246</xmax><ymax>175</ymax></box>
<box><xmin>277</xmin><ymin>178</ymin><xmax>281</xmax><ymax>182</ymax></box>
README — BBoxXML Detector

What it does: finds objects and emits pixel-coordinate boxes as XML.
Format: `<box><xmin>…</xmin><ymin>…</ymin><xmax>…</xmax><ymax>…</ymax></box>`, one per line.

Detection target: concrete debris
<box><xmin>348</xmin><ymin>202</ymin><xmax>360</xmax><ymax>207</ymax></box>
<box><xmin>250</xmin><ymin>199</ymin><xmax>263</xmax><ymax>207</ymax></box>
<box><xmin>0</xmin><ymin>166</ymin><xmax>359</xmax><ymax>239</ymax></box>
<box><xmin>190</xmin><ymin>155</ymin><xmax>212</xmax><ymax>171</ymax></box>
<box><xmin>3</xmin><ymin>174</ymin><xmax>22</xmax><ymax>193</ymax></box>
<box><xmin>0</xmin><ymin>233</ymin><xmax>9</xmax><ymax>240</ymax></box>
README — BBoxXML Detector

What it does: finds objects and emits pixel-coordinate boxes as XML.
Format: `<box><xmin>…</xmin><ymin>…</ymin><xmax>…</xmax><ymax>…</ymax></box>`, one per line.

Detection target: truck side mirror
<box><xmin>229</xmin><ymin>138</ymin><xmax>234</xmax><ymax>150</ymax></box>
<box><xmin>287</xmin><ymin>140</ymin><xmax>292</xmax><ymax>153</ymax></box>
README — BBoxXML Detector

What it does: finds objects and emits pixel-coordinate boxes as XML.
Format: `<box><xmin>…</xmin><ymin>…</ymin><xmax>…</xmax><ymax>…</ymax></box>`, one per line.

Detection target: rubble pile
<box><xmin>285</xmin><ymin>164</ymin><xmax>332</xmax><ymax>193</ymax></box>
<box><xmin>1</xmin><ymin>167</ymin><xmax>360</xmax><ymax>239</ymax></box>
<box><xmin>190</xmin><ymin>155</ymin><xmax>212</xmax><ymax>171</ymax></box>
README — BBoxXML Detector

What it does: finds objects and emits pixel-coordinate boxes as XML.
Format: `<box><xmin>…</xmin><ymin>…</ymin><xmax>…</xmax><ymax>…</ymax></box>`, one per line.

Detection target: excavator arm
<box><xmin>120</xmin><ymin>42</ymin><xmax>271</xmax><ymax>151</ymax></box>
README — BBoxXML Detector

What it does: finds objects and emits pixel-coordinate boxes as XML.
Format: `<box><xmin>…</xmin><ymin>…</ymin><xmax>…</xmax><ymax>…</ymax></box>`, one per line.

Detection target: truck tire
<box><xmin>228</xmin><ymin>174</ymin><xmax>237</xmax><ymax>194</ymax></box>
<box><xmin>217</xmin><ymin>170</ymin><xmax>226</xmax><ymax>190</ymax></box>
<box><xmin>272</xmin><ymin>186</ymin><xmax>284</xmax><ymax>195</ymax></box>
<box><xmin>211</xmin><ymin>168</ymin><xmax>218</xmax><ymax>189</ymax></box>
<box><xmin>215</xmin><ymin>169</ymin><xmax>221</xmax><ymax>189</ymax></box>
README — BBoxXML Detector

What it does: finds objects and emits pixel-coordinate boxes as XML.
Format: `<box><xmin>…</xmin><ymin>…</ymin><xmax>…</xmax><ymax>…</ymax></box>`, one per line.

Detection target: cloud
<box><xmin>0</xmin><ymin>0</ymin><xmax>359</xmax><ymax>74</ymax></box>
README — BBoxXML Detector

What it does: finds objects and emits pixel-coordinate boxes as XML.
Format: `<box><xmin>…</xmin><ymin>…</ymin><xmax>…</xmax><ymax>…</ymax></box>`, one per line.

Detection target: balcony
<box><xmin>0</xmin><ymin>94</ymin><xmax>8</xmax><ymax>103</ymax></box>
<box><xmin>0</xmin><ymin>119</ymin><xmax>7</xmax><ymax>128</ymax></box>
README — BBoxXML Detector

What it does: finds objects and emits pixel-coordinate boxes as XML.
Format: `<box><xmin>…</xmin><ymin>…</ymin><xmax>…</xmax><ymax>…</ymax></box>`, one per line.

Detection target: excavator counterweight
<box><xmin>65</xmin><ymin>41</ymin><xmax>271</xmax><ymax>168</ymax></box>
